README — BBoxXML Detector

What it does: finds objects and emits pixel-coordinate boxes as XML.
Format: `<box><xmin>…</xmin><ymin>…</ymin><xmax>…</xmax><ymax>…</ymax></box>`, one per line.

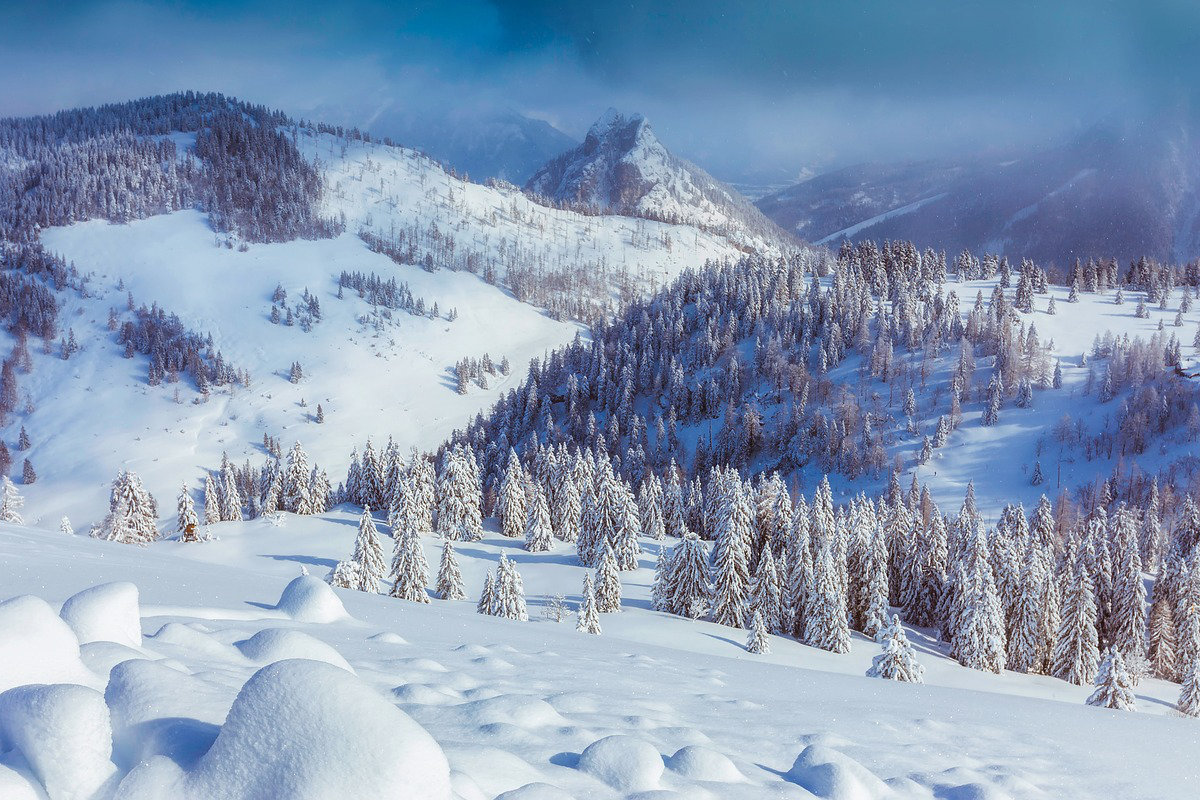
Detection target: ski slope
<box><xmin>0</xmin><ymin>518</ymin><xmax>1194</xmax><ymax>799</ymax></box>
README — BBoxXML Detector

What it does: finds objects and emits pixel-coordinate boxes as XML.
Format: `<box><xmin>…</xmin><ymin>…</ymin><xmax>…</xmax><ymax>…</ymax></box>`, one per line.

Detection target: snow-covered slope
<box><xmin>0</xmin><ymin>518</ymin><xmax>1194</xmax><ymax>799</ymax></box>
<box><xmin>526</xmin><ymin>109</ymin><xmax>794</xmax><ymax>253</ymax></box>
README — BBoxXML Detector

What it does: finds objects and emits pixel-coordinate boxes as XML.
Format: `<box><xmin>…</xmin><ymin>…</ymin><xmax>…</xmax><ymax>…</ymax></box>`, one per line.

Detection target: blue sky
<box><xmin>2</xmin><ymin>1</ymin><xmax>1197</xmax><ymax>180</ymax></box>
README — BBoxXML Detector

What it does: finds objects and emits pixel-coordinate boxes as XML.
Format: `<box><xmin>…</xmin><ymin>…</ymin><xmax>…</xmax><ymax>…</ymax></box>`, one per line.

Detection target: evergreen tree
<box><xmin>1053</xmin><ymin>554</ymin><xmax>1101</xmax><ymax>685</ymax></box>
<box><xmin>663</xmin><ymin>465</ymin><xmax>687</xmax><ymax>539</ymax></box>
<box><xmin>576</xmin><ymin>573</ymin><xmax>602</xmax><ymax>634</ymax></box>
<box><xmin>595</xmin><ymin>545</ymin><xmax>623</xmax><ymax>612</ymax></box>
<box><xmin>650</xmin><ymin>546</ymin><xmax>673</xmax><ymax>612</ymax></box>
<box><xmin>59</xmin><ymin>516</ymin><xmax>73</xmax><ymax>536</ymax></box>
<box><xmin>477</xmin><ymin>571</ymin><xmax>496</xmax><ymax>615</ymax></box>
<box><xmin>0</xmin><ymin>476</ymin><xmax>23</xmax><ymax>524</ymax></box>
<box><xmin>388</xmin><ymin>508</ymin><xmax>430</xmax><ymax>603</ymax></box>
<box><xmin>639</xmin><ymin>473</ymin><xmax>666</xmax><ymax>541</ymax></box>
<box><xmin>710</xmin><ymin>476</ymin><xmax>752</xmax><ymax>627</ymax></box>
<box><xmin>327</xmin><ymin>559</ymin><xmax>361</xmax><ymax>590</ymax></box>
<box><xmin>202</xmin><ymin>474</ymin><xmax>221</xmax><ymax>525</ymax></box>
<box><xmin>176</xmin><ymin>483</ymin><xmax>199</xmax><ymax>542</ymax></box>
<box><xmin>668</xmin><ymin>532</ymin><xmax>710</xmax><ymax>618</ymax></box>
<box><xmin>21</xmin><ymin>459</ymin><xmax>36</xmax><ymax>485</ymax></box>
<box><xmin>494</xmin><ymin>554</ymin><xmax>529</xmax><ymax>621</ymax></box>
<box><xmin>497</xmin><ymin>450</ymin><xmax>527</xmax><ymax>539</ymax></box>
<box><xmin>94</xmin><ymin>471</ymin><xmax>158</xmax><ymax>545</ymax></box>
<box><xmin>746</xmin><ymin>609</ymin><xmax>771</xmax><ymax>654</ymax></box>
<box><xmin>281</xmin><ymin>441</ymin><xmax>314</xmax><ymax>514</ymax></box>
<box><xmin>866</xmin><ymin>615</ymin><xmax>925</xmax><ymax>683</ymax></box>
<box><xmin>436</xmin><ymin>446</ymin><xmax>483</xmax><ymax>541</ymax></box>
<box><xmin>351</xmin><ymin>505</ymin><xmax>386</xmax><ymax>593</ymax></box>
<box><xmin>954</xmin><ymin>528</ymin><xmax>1006</xmax><ymax>673</ymax></box>
<box><xmin>1109</xmin><ymin>505</ymin><xmax>1147</xmax><ymax>659</ymax></box>
<box><xmin>524</xmin><ymin>483</ymin><xmax>554</xmax><ymax>552</ymax></box>
<box><xmin>804</xmin><ymin>477</ymin><xmax>851</xmax><ymax>653</ymax></box>
<box><xmin>1086</xmin><ymin>649</ymin><xmax>1137</xmax><ymax>711</ymax></box>
<box><xmin>434</xmin><ymin>539</ymin><xmax>466</xmax><ymax>600</ymax></box>
<box><xmin>747</xmin><ymin>547</ymin><xmax>783</xmax><ymax>633</ymax></box>
<box><xmin>1178</xmin><ymin>656</ymin><xmax>1200</xmax><ymax>718</ymax></box>
<box><xmin>552</xmin><ymin>463</ymin><xmax>582</xmax><ymax>543</ymax></box>
<box><xmin>1007</xmin><ymin>545</ymin><xmax>1045</xmax><ymax>673</ymax></box>
<box><xmin>1147</xmin><ymin>593</ymin><xmax>1178</xmax><ymax>681</ymax></box>
<box><xmin>222</xmin><ymin>468</ymin><xmax>243</xmax><ymax>522</ymax></box>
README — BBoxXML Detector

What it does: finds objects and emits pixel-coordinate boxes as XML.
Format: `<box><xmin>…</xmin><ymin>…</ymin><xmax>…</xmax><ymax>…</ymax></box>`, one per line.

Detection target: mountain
<box><xmin>756</xmin><ymin>113</ymin><xmax>1200</xmax><ymax>266</ymax></box>
<box><xmin>364</xmin><ymin>106</ymin><xmax>577</xmax><ymax>185</ymax></box>
<box><xmin>525</xmin><ymin>109</ymin><xmax>795</xmax><ymax>252</ymax></box>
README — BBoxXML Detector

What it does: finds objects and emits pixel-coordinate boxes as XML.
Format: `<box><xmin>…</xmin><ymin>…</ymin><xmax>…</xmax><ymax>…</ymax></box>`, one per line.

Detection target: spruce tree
<box><xmin>388</xmin><ymin>511</ymin><xmax>430</xmax><ymax>603</ymax></box>
<box><xmin>497</xmin><ymin>450</ymin><xmax>527</xmax><ymax>539</ymax></box>
<box><xmin>552</xmin><ymin>465</ymin><xmax>581</xmax><ymax>543</ymax></box>
<box><xmin>668</xmin><ymin>532</ymin><xmax>710</xmax><ymax>618</ymax></box>
<box><xmin>436</xmin><ymin>446</ymin><xmax>483</xmax><ymax>541</ymax></box>
<box><xmin>351</xmin><ymin>505</ymin><xmax>386</xmax><ymax>593</ymax></box>
<box><xmin>176</xmin><ymin>484</ymin><xmax>199</xmax><ymax>542</ymax></box>
<box><xmin>95</xmin><ymin>471</ymin><xmax>159</xmax><ymax>545</ymax></box>
<box><xmin>59</xmin><ymin>516</ymin><xmax>73</xmax><ymax>536</ymax></box>
<box><xmin>746</xmin><ymin>609</ymin><xmax>771</xmax><ymax>655</ymax></box>
<box><xmin>1109</xmin><ymin>505</ymin><xmax>1147</xmax><ymax>659</ymax></box>
<box><xmin>1147</xmin><ymin>594</ymin><xmax>1179</xmax><ymax>681</ymax></box>
<box><xmin>867</xmin><ymin>615</ymin><xmax>924</xmax><ymax>683</ymax></box>
<box><xmin>576</xmin><ymin>573</ymin><xmax>602</xmax><ymax>634</ymax></box>
<box><xmin>747</xmin><ymin>547</ymin><xmax>783</xmax><ymax>633</ymax></box>
<box><xmin>203</xmin><ymin>474</ymin><xmax>221</xmax><ymax>526</ymax></box>
<box><xmin>1086</xmin><ymin>649</ymin><xmax>1137</xmax><ymax>711</ymax></box>
<box><xmin>281</xmin><ymin>441</ymin><xmax>314</xmax><ymax>514</ymax></box>
<box><xmin>494</xmin><ymin>554</ymin><xmax>528</xmax><ymax>621</ymax></box>
<box><xmin>663</xmin><ymin>465</ymin><xmax>687</xmax><ymax>539</ymax></box>
<box><xmin>1007</xmin><ymin>546</ymin><xmax>1045</xmax><ymax>673</ymax></box>
<box><xmin>650</xmin><ymin>546</ymin><xmax>673</xmax><ymax>612</ymax></box>
<box><xmin>434</xmin><ymin>539</ymin><xmax>466</xmax><ymax>600</ymax></box>
<box><xmin>595</xmin><ymin>545</ymin><xmax>623</xmax><ymax>613</ymax></box>
<box><xmin>327</xmin><ymin>559</ymin><xmax>361</xmax><ymax>590</ymax></box>
<box><xmin>524</xmin><ymin>483</ymin><xmax>554</xmax><ymax>552</ymax></box>
<box><xmin>639</xmin><ymin>473</ymin><xmax>666</xmax><ymax>541</ymax></box>
<box><xmin>477</xmin><ymin>571</ymin><xmax>496</xmax><ymax>615</ymax></box>
<box><xmin>1178</xmin><ymin>656</ymin><xmax>1200</xmax><ymax>718</ymax></box>
<box><xmin>0</xmin><ymin>476</ymin><xmax>23</xmax><ymax>524</ymax></box>
<box><xmin>709</xmin><ymin>476</ymin><xmax>752</xmax><ymax>628</ymax></box>
<box><xmin>1053</xmin><ymin>554</ymin><xmax>1101</xmax><ymax>685</ymax></box>
<box><xmin>954</xmin><ymin>528</ymin><xmax>1006</xmax><ymax>673</ymax></box>
<box><xmin>222</xmin><ymin>469</ymin><xmax>242</xmax><ymax>522</ymax></box>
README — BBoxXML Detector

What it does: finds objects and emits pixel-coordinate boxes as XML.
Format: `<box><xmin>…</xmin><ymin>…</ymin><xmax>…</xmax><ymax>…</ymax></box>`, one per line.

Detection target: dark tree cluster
<box><xmin>117</xmin><ymin>302</ymin><xmax>248</xmax><ymax>391</ymax></box>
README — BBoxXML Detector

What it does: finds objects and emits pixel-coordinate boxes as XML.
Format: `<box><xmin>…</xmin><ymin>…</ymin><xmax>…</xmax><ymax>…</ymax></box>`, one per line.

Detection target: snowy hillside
<box><xmin>0</xmin><ymin>519</ymin><xmax>1195</xmax><ymax>799</ymax></box>
<box><xmin>526</xmin><ymin>109</ymin><xmax>793</xmax><ymax>253</ymax></box>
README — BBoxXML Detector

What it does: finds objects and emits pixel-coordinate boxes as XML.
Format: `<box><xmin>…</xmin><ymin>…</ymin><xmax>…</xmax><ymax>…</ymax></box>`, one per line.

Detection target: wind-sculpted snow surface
<box><xmin>0</xmin><ymin>524</ymin><xmax>1195</xmax><ymax>799</ymax></box>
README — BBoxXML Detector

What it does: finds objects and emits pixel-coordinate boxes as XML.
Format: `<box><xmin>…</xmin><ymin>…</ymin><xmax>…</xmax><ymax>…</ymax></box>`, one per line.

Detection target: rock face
<box><xmin>526</xmin><ymin>109</ymin><xmax>792</xmax><ymax>252</ymax></box>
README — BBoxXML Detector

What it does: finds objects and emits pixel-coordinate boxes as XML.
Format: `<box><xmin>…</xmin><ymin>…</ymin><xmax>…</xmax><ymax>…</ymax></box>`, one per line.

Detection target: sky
<box><xmin>1</xmin><ymin>1</ymin><xmax>1198</xmax><ymax>183</ymax></box>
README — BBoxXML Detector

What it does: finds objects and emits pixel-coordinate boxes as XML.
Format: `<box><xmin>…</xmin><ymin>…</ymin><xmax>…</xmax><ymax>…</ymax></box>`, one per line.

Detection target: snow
<box><xmin>59</xmin><ymin>581</ymin><xmax>142</xmax><ymax>648</ymax></box>
<box><xmin>234</xmin><ymin>628</ymin><xmax>355</xmax><ymax>672</ymax></box>
<box><xmin>787</xmin><ymin>745</ymin><xmax>892</xmax><ymax>800</ymax></box>
<box><xmin>815</xmin><ymin>192</ymin><xmax>949</xmax><ymax>245</ymax></box>
<box><xmin>274</xmin><ymin>573</ymin><xmax>349</xmax><ymax>623</ymax></box>
<box><xmin>0</xmin><ymin>682</ymin><xmax>118</xmax><ymax>800</ymax></box>
<box><xmin>576</xmin><ymin>735</ymin><xmax>664</xmax><ymax>793</ymax></box>
<box><xmin>0</xmin><ymin>595</ymin><xmax>95</xmax><ymax>693</ymax></box>
<box><xmin>0</xmin><ymin>522</ymin><xmax>1195</xmax><ymax>798</ymax></box>
<box><xmin>164</xmin><ymin>658</ymin><xmax>453</xmax><ymax>800</ymax></box>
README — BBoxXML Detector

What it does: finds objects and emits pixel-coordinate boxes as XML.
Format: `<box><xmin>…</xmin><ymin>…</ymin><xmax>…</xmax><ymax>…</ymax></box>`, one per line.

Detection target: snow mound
<box><xmin>0</xmin><ymin>765</ymin><xmax>43</xmax><ymax>800</ymax></box>
<box><xmin>105</xmin><ymin>658</ymin><xmax>230</xmax><ymax>770</ymax></box>
<box><xmin>79</xmin><ymin>641</ymin><xmax>149</xmax><ymax>679</ymax></box>
<box><xmin>458</xmin><ymin>694</ymin><xmax>568</xmax><ymax>729</ymax></box>
<box><xmin>0</xmin><ymin>595</ymin><xmax>94</xmax><ymax>692</ymax></box>
<box><xmin>0</xmin><ymin>683</ymin><xmax>118</xmax><ymax>800</ymax></box>
<box><xmin>182</xmin><ymin>659</ymin><xmax>452</xmax><ymax>799</ymax></box>
<box><xmin>392</xmin><ymin>683</ymin><xmax>462</xmax><ymax>706</ymax></box>
<box><xmin>275</xmin><ymin>574</ymin><xmax>349</xmax><ymax>623</ymax></box>
<box><xmin>149</xmin><ymin>622</ymin><xmax>247</xmax><ymax>663</ymax></box>
<box><xmin>368</xmin><ymin>631</ymin><xmax>408</xmax><ymax>645</ymax></box>
<box><xmin>494</xmin><ymin>783</ymin><xmax>574</xmax><ymax>800</ymax></box>
<box><xmin>235</xmin><ymin>628</ymin><xmax>354</xmax><ymax>672</ymax></box>
<box><xmin>787</xmin><ymin>745</ymin><xmax>891</xmax><ymax>800</ymax></box>
<box><xmin>577</xmin><ymin>735</ymin><xmax>664</xmax><ymax>793</ymax></box>
<box><xmin>60</xmin><ymin>581</ymin><xmax>142</xmax><ymax>648</ymax></box>
<box><xmin>664</xmin><ymin>745</ymin><xmax>745</xmax><ymax>782</ymax></box>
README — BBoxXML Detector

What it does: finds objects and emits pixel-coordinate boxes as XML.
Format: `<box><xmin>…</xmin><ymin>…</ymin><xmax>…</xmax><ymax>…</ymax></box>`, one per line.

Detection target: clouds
<box><xmin>1</xmin><ymin>1</ymin><xmax>1197</xmax><ymax>182</ymax></box>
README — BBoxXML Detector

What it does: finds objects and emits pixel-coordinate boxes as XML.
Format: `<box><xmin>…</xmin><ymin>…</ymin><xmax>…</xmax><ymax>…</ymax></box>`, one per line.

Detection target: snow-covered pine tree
<box><xmin>746</xmin><ymin>609</ymin><xmax>771</xmax><ymax>654</ymax></box>
<box><xmin>1179</xmin><ymin>656</ymin><xmax>1200</xmax><ymax>717</ymax></box>
<box><xmin>434</xmin><ymin>539</ymin><xmax>466</xmax><ymax>600</ymax></box>
<box><xmin>497</xmin><ymin>450</ymin><xmax>527</xmax><ymax>539</ymax></box>
<box><xmin>577</xmin><ymin>573</ymin><xmax>602</xmax><ymax>634</ymax></box>
<box><xmin>351</xmin><ymin>505</ymin><xmax>387</xmax><ymax>593</ymax></box>
<box><xmin>202</xmin><ymin>473</ymin><xmax>221</xmax><ymax>526</ymax></box>
<box><xmin>1147</xmin><ymin>593</ymin><xmax>1179</xmax><ymax>681</ymax></box>
<box><xmin>0</xmin><ymin>476</ymin><xmax>23</xmax><ymax>524</ymax></box>
<box><xmin>59</xmin><ymin>516</ymin><xmax>73</xmax><ymax>536</ymax></box>
<box><xmin>477</xmin><ymin>571</ymin><xmax>496</xmax><ymax>615</ymax></box>
<box><xmin>1086</xmin><ymin>649</ymin><xmax>1137</xmax><ymax>711</ymax></box>
<box><xmin>222</xmin><ymin>468</ymin><xmax>242</xmax><ymax>522</ymax></box>
<box><xmin>804</xmin><ymin>477</ymin><xmax>851</xmax><ymax>653</ymax></box>
<box><xmin>595</xmin><ymin>545</ymin><xmax>623</xmax><ymax>612</ymax></box>
<box><xmin>327</xmin><ymin>559</ymin><xmax>361</xmax><ymax>590</ymax></box>
<box><xmin>494</xmin><ymin>554</ymin><xmax>528</xmax><ymax>621</ymax></box>
<box><xmin>1109</xmin><ymin>505</ymin><xmax>1147</xmax><ymax>659</ymax></box>
<box><xmin>1007</xmin><ymin>545</ymin><xmax>1046</xmax><ymax>673</ymax></box>
<box><xmin>954</xmin><ymin>527</ymin><xmax>1006</xmax><ymax>673</ymax></box>
<box><xmin>436</xmin><ymin>446</ymin><xmax>483</xmax><ymax>541</ymax></box>
<box><xmin>551</xmin><ymin>461</ymin><xmax>581</xmax><ymax>543</ymax></box>
<box><xmin>611</xmin><ymin>481</ymin><xmax>642</xmax><ymax>570</ymax></box>
<box><xmin>858</xmin><ymin>516</ymin><xmax>890</xmax><ymax>638</ymax></box>
<box><xmin>408</xmin><ymin>454</ymin><xmax>437</xmax><ymax>532</ymax></box>
<box><xmin>639</xmin><ymin>473</ymin><xmax>666</xmax><ymax>541</ymax></box>
<box><xmin>709</xmin><ymin>475</ymin><xmax>752</xmax><ymax>628</ymax></box>
<box><xmin>388</xmin><ymin>508</ymin><xmax>430</xmax><ymax>603</ymax></box>
<box><xmin>786</xmin><ymin>496</ymin><xmax>814</xmax><ymax>638</ymax></box>
<box><xmin>747</xmin><ymin>546</ymin><xmax>783</xmax><ymax>633</ymax></box>
<box><xmin>95</xmin><ymin>471</ymin><xmax>159</xmax><ymax>545</ymax></box>
<box><xmin>663</xmin><ymin>464</ymin><xmax>687</xmax><ymax>539</ymax></box>
<box><xmin>177</xmin><ymin>484</ymin><xmax>199</xmax><ymax>542</ymax></box>
<box><xmin>1053</xmin><ymin>552</ymin><xmax>1101</xmax><ymax>685</ymax></box>
<box><xmin>866</xmin><ymin>615</ymin><xmax>924</xmax><ymax>683</ymax></box>
<box><xmin>281</xmin><ymin>441</ymin><xmax>314</xmax><ymax>514</ymax></box>
<box><xmin>668</xmin><ymin>532</ymin><xmax>710</xmax><ymax>618</ymax></box>
<box><xmin>524</xmin><ymin>482</ymin><xmax>554</xmax><ymax>552</ymax></box>
<box><xmin>650</xmin><ymin>545</ymin><xmax>673</xmax><ymax>612</ymax></box>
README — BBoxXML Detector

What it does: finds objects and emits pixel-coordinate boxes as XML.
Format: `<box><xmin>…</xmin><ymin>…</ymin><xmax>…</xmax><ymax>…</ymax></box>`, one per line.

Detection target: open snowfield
<box><xmin>0</xmin><ymin>516</ymin><xmax>1195</xmax><ymax>799</ymax></box>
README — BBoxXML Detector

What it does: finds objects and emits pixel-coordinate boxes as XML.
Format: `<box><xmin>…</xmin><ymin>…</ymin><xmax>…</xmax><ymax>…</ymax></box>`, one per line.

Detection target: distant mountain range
<box><xmin>756</xmin><ymin>111</ymin><xmax>1200</xmax><ymax>266</ymax></box>
<box><xmin>525</xmin><ymin>109</ymin><xmax>794</xmax><ymax>251</ymax></box>
<box><xmin>364</xmin><ymin>106</ymin><xmax>578</xmax><ymax>185</ymax></box>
